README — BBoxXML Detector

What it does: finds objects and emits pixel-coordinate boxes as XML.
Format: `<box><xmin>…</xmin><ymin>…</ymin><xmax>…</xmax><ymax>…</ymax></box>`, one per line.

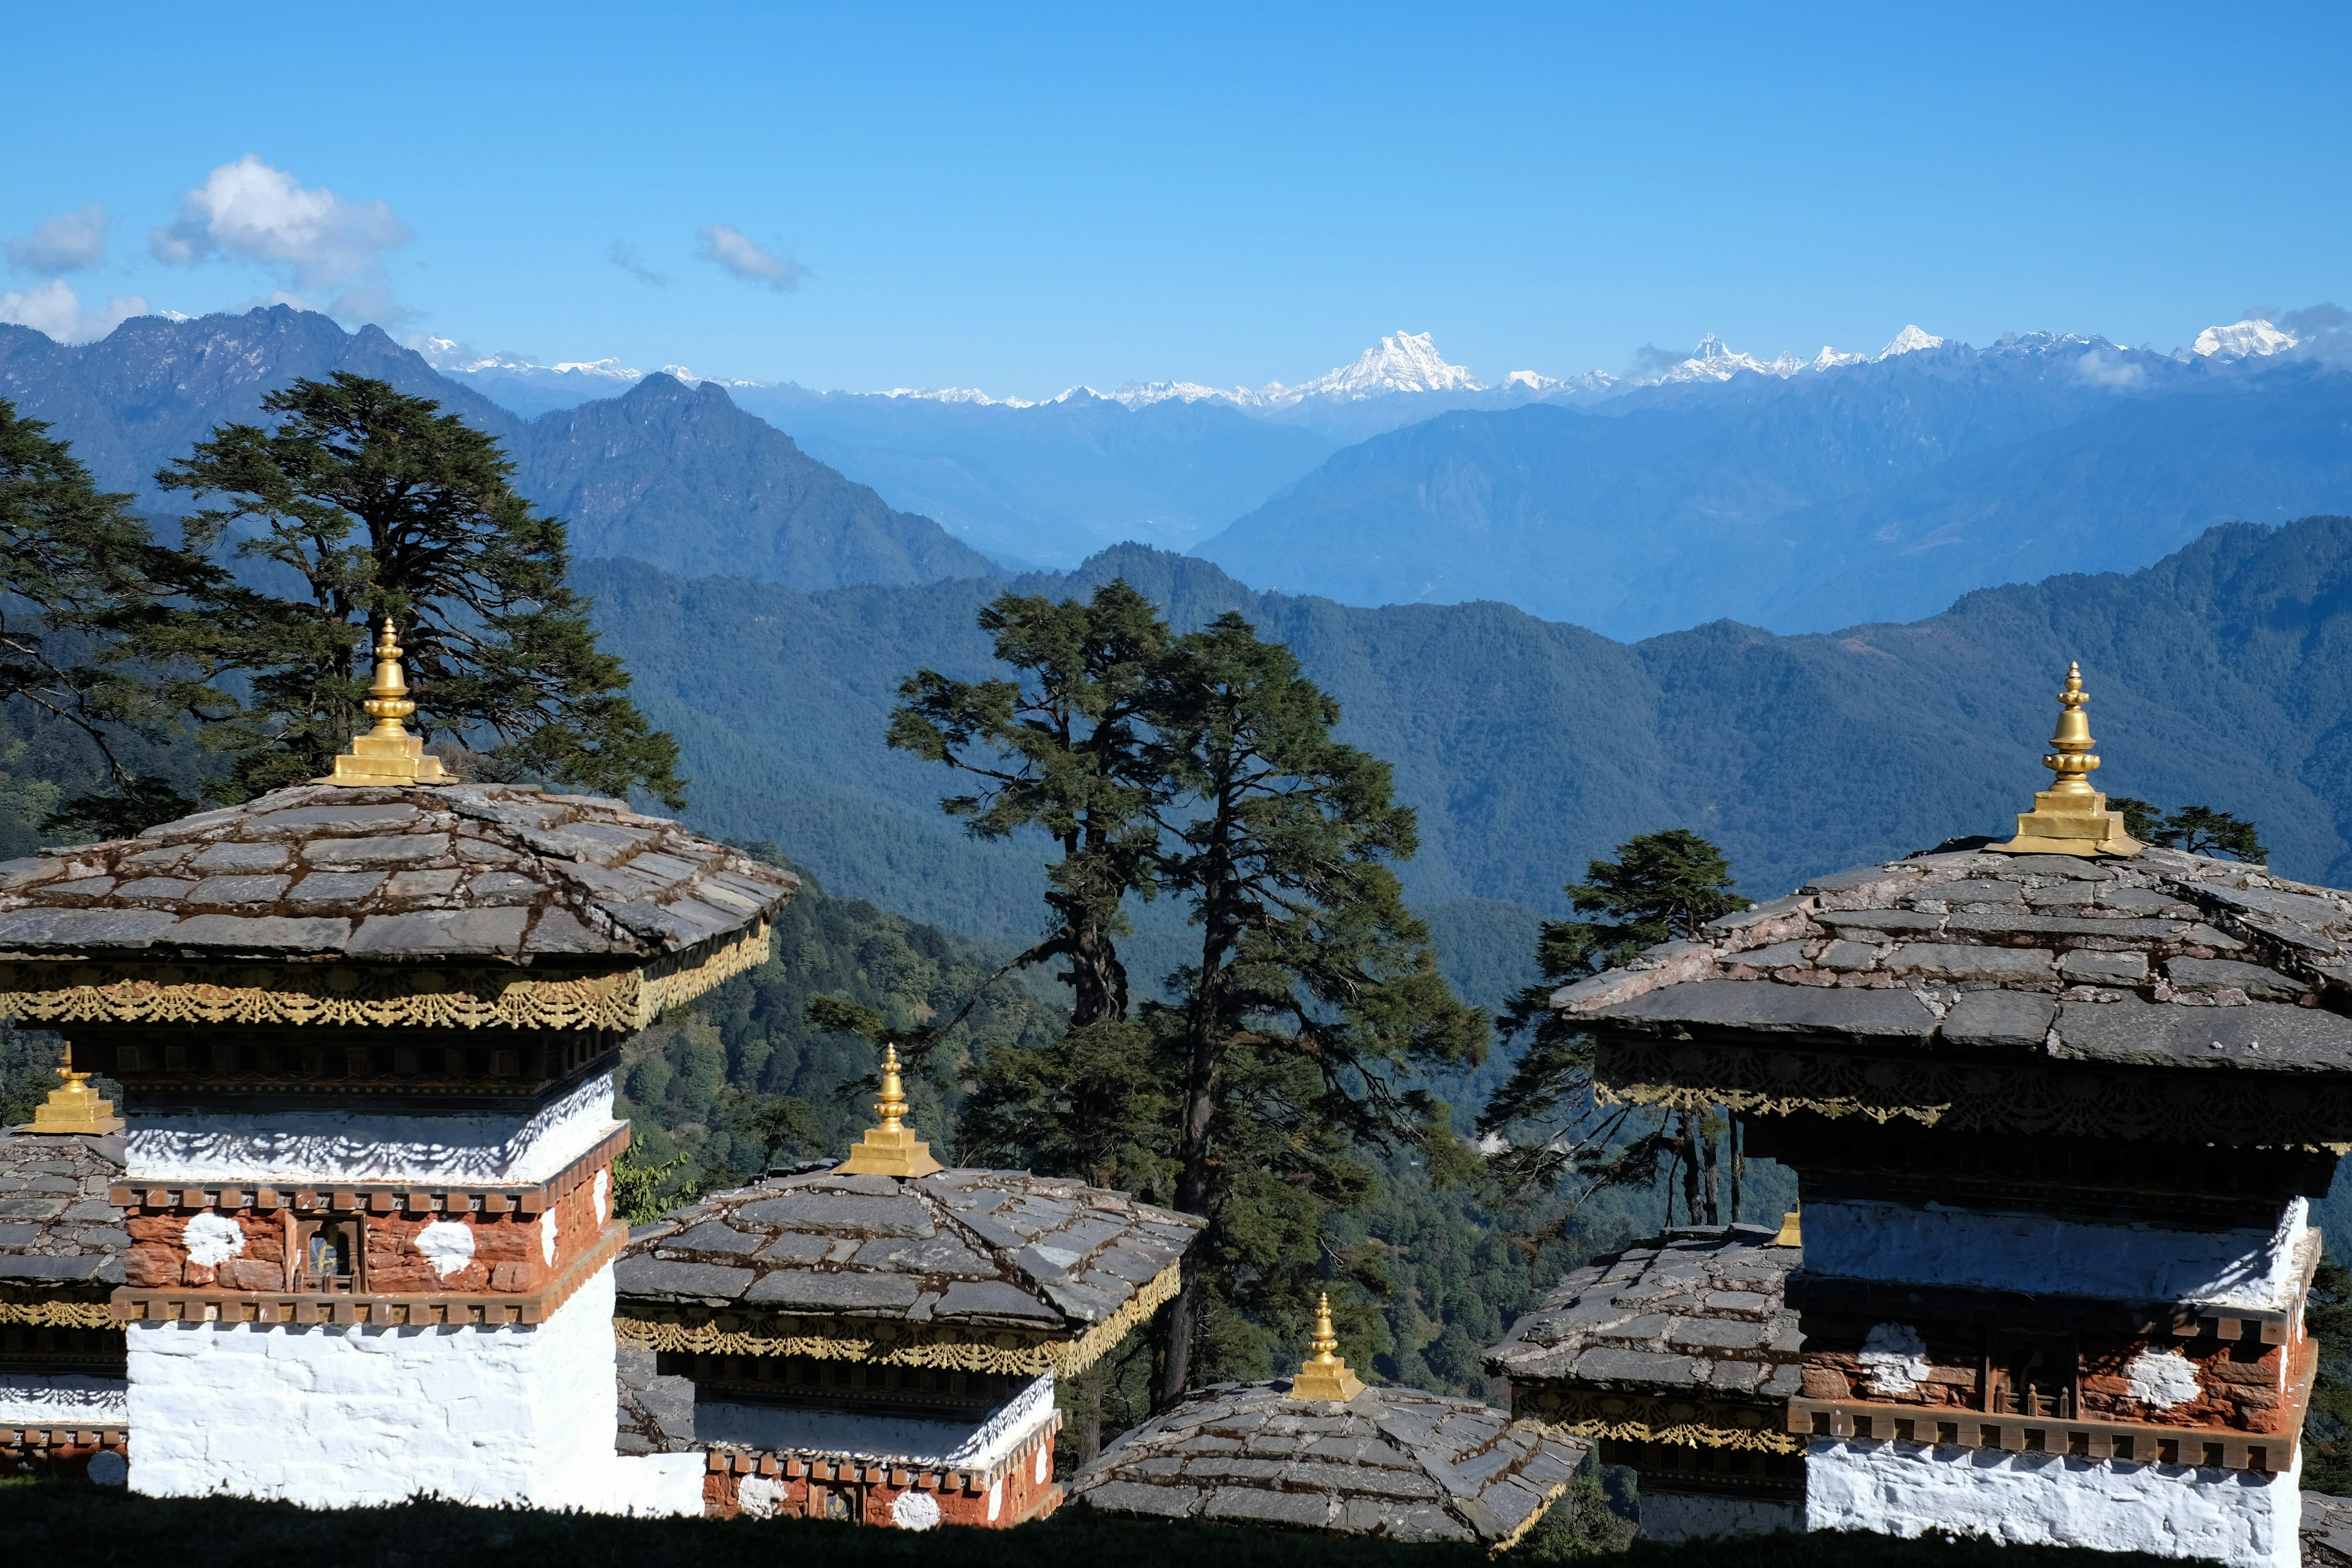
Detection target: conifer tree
<box><xmin>1479</xmin><ymin>829</ymin><xmax>1747</xmax><ymax>1212</ymax></box>
<box><xmin>94</xmin><ymin>372</ymin><xmax>682</xmax><ymax>812</ymax></box>
<box><xmin>888</xmin><ymin>581</ymin><xmax>1169</xmax><ymax>1027</ymax></box>
<box><xmin>0</xmin><ymin>398</ymin><xmax>219</xmax><ymax>818</ymax></box>
<box><xmin>1147</xmin><ymin>612</ymin><xmax>1485</xmax><ymax>1406</ymax></box>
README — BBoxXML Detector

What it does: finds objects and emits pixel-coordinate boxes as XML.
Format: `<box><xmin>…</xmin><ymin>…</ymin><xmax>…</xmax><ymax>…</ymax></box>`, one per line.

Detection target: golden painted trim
<box><xmin>0</xmin><ymin>1299</ymin><xmax>116</xmax><ymax>1329</ymax></box>
<box><xmin>1545</xmin><ymin>1415</ymin><xmax>1805</xmax><ymax>1455</ymax></box>
<box><xmin>1596</xmin><ymin>1036</ymin><xmax>2352</xmax><ymax>1144</ymax></box>
<box><xmin>1485</xmin><ymin>1463</ymin><xmax>1574</xmax><ymax>1555</ymax></box>
<box><xmin>0</xmin><ymin>921</ymin><xmax>769</xmax><ymax>1034</ymax></box>
<box><xmin>617</xmin><ymin>1260</ymin><xmax>1182</xmax><ymax>1378</ymax></box>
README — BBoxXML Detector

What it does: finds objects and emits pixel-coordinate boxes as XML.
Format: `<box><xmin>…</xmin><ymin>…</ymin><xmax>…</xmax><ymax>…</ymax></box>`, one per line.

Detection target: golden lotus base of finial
<box><xmin>1291</xmin><ymin>1360</ymin><xmax>1366</xmax><ymax>1403</ymax></box>
<box><xmin>835</xmin><ymin>1125</ymin><xmax>943</xmax><ymax>1178</ymax></box>
<box><xmin>25</xmin><ymin>1082</ymin><xmax>123</xmax><ymax>1136</ymax></box>
<box><xmin>1990</xmin><ymin>788</ymin><xmax>2144</xmax><ymax>859</ymax></box>
<box><xmin>324</xmin><ymin>729</ymin><xmax>447</xmax><ymax>787</ymax></box>
<box><xmin>1773</xmin><ymin>1210</ymin><xmax>1801</xmax><ymax>1248</ymax></box>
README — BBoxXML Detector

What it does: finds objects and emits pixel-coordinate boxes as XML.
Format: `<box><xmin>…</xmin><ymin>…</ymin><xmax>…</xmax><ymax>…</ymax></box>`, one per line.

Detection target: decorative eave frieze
<box><xmin>1511</xmin><ymin>1384</ymin><xmax>1806</xmax><ymax>1455</ymax></box>
<box><xmin>107</xmin><ymin>1123</ymin><xmax>627</xmax><ymax>1220</ymax></box>
<box><xmin>0</xmin><ymin>920</ymin><xmax>769</xmax><ymax>1035</ymax></box>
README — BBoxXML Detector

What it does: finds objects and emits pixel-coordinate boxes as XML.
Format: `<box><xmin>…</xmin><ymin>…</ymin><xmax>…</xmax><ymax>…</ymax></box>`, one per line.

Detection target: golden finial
<box><xmin>324</xmin><ymin>617</ymin><xmax>447</xmax><ymax>786</ymax></box>
<box><xmin>835</xmin><ymin>1044</ymin><xmax>944</xmax><ymax>1178</ymax></box>
<box><xmin>1289</xmin><ymin>1292</ymin><xmax>1366</xmax><ymax>1403</ymax></box>
<box><xmin>1989</xmin><ymin>661</ymin><xmax>2142</xmax><ymax>858</ymax></box>
<box><xmin>24</xmin><ymin>1044</ymin><xmax>123</xmax><ymax>1135</ymax></box>
<box><xmin>1773</xmin><ymin>1209</ymin><xmax>1801</xmax><ymax>1248</ymax></box>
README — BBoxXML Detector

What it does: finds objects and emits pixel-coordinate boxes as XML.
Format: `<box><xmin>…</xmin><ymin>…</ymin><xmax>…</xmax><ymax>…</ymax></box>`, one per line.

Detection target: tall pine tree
<box><xmin>100</xmin><ymin>373</ymin><xmax>682</xmax><ymax>810</ymax></box>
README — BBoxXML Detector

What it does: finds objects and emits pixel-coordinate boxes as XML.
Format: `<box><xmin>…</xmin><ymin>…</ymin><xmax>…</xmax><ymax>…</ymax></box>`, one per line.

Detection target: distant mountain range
<box><xmin>0</xmin><ymin>307</ymin><xmax>997</xmax><ymax>592</ymax></box>
<box><xmin>1197</xmin><ymin>332</ymin><xmax>2352</xmax><ymax>638</ymax></box>
<box><xmin>8</xmin><ymin>306</ymin><xmax>2347</xmax><ymax>640</ymax></box>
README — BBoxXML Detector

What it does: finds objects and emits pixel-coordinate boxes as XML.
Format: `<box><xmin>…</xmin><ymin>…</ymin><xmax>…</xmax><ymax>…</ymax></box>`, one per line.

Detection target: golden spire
<box><xmin>835</xmin><ymin>1044</ymin><xmax>944</xmax><ymax>1178</ymax></box>
<box><xmin>1989</xmin><ymin>661</ymin><xmax>2142</xmax><ymax>858</ymax></box>
<box><xmin>325</xmin><ymin>617</ymin><xmax>447</xmax><ymax>786</ymax></box>
<box><xmin>24</xmin><ymin>1044</ymin><xmax>123</xmax><ymax>1135</ymax></box>
<box><xmin>1289</xmin><ymin>1292</ymin><xmax>1366</xmax><ymax>1403</ymax></box>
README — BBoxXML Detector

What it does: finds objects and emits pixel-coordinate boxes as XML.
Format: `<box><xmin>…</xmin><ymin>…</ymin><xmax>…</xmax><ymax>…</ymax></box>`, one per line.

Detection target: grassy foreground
<box><xmin>0</xmin><ymin>1480</ymin><xmax>2196</xmax><ymax>1568</ymax></box>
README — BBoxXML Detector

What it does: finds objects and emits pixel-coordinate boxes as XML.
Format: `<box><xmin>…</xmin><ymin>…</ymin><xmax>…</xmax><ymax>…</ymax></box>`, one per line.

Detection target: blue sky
<box><xmin>6</xmin><ymin>2</ymin><xmax>2347</xmax><ymax>396</ymax></box>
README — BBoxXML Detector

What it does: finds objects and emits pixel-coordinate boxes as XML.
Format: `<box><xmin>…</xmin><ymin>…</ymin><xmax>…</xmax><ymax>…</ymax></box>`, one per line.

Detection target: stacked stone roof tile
<box><xmin>1560</xmin><ymin>846</ymin><xmax>2352</xmax><ymax>1072</ymax></box>
<box><xmin>1070</xmin><ymin>1381</ymin><xmax>1585</xmax><ymax>1544</ymax></box>
<box><xmin>0</xmin><ymin>1130</ymin><xmax>128</xmax><ymax>1295</ymax></box>
<box><xmin>1483</xmin><ymin>1226</ymin><xmax>1803</xmax><ymax>1399</ymax></box>
<box><xmin>0</xmin><ymin>782</ymin><xmax>797</xmax><ymax>965</ymax></box>
<box><xmin>617</xmin><ymin>1166</ymin><xmax>1201</xmax><ymax>1333</ymax></box>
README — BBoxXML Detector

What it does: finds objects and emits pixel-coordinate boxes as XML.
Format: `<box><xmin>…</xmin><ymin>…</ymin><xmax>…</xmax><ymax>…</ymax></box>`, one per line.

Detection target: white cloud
<box><xmin>150</xmin><ymin>156</ymin><xmax>412</xmax><ymax>321</ymax></box>
<box><xmin>696</xmin><ymin>224</ymin><xmax>810</xmax><ymax>292</ymax></box>
<box><xmin>0</xmin><ymin>279</ymin><xmax>149</xmax><ymax>344</ymax></box>
<box><xmin>7</xmin><ymin>205</ymin><xmax>110</xmax><ymax>273</ymax></box>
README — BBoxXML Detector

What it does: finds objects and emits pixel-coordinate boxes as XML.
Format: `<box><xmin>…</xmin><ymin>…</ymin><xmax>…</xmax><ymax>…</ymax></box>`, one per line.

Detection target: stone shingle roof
<box><xmin>1483</xmin><ymin>1226</ymin><xmax>1802</xmax><ymax>1401</ymax></box>
<box><xmin>617</xmin><ymin>1166</ymin><xmax>1201</xmax><ymax>1341</ymax></box>
<box><xmin>1559</xmin><ymin>846</ymin><xmax>2352</xmax><ymax>1074</ymax></box>
<box><xmin>0</xmin><ymin>782</ymin><xmax>796</xmax><ymax>965</ymax></box>
<box><xmin>1069</xmin><ymin>1380</ymin><xmax>1586</xmax><ymax>1545</ymax></box>
<box><xmin>0</xmin><ymin>1130</ymin><xmax>127</xmax><ymax>1298</ymax></box>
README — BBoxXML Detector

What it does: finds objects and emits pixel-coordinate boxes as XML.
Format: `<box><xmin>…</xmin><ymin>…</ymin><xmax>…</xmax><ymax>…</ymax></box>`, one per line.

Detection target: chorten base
<box><xmin>124</xmin><ymin>1262</ymin><xmax>693</xmax><ymax>1512</ymax></box>
<box><xmin>1806</xmin><ymin>1439</ymin><xmax>2301</xmax><ymax>1568</ymax></box>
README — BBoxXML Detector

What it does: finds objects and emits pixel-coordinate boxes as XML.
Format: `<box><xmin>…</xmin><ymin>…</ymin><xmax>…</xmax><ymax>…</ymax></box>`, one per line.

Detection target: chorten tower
<box><xmin>0</xmin><ymin>621</ymin><xmax>798</xmax><ymax>1509</ymax></box>
<box><xmin>1530</xmin><ymin>664</ymin><xmax>2335</xmax><ymax>1568</ymax></box>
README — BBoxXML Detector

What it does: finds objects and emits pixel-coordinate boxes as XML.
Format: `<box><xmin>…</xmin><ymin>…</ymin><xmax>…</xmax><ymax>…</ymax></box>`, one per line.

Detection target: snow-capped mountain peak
<box><xmin>1106</xmin><ymin>379</ymin><xmax>1254</xmax><ymax>408</ymax></box>
<box><xmin>1878</xmin><ymin>325</ymin><xmax>1945</xmax><ymax>359</ymax></box>
<box><xmin>1278</xmin><ymin>330</ymin><xmax>1485</xmax><ymax>402</ymax></box>
<box><xmin>1810</xmin><ymin>345</ymin><xmax>1866</xmax><ymax>371</ymax></box>
<box><xmin>2192</xmin><ymin>318</ymin><xmax>2299</xmax><ymax>360</ymax></box>
<box><xmin>876</xmin><ymin>385</ymin><xmax>1038</xmax><ymax>408</ymax></box>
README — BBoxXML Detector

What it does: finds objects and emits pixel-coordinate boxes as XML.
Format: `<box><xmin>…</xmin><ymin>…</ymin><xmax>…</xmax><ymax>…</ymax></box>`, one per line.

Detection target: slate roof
<box><xmin>0</xmin><ymin>1129</ymin><xmax>128</xmax><ymax>1298</ymax></box>
<box><xmin>616</xmin><ymin>1166</ymin><xmax>1202</xmax><ymax>1337</ymax></box>
<box><xmin>1069</xmin><ymin>1380</ymin><xmax>1586</xmax><ymax>1545</ymax></box>
<box><xmin>1558</xmin><ymin>846</ymin><xmax>2352</xmax><ymax>1074</ymax></box>
<box><xmin>0</xmin><ymin>782</ymin><xmax>796</xmax><ymax>965</ymax></box>
<box><xmin>1483</xmin><ymin>1226</ymin><xmax>1803</xmax><ymax>1400</ymax></box>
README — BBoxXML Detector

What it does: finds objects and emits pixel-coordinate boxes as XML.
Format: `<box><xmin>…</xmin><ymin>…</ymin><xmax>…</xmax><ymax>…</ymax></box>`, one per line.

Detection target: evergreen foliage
<box><xmin>1481</xmin><ymin>831</ymin><xmax>1749</xmax><ymax>1223</ymax></box>
<box><xmin>2110</xmin><ymin>796</ymin><xmax>2269</xmax><ymax>862</ymax></box>
<box><xmin>888</xmin><ymin>582</ymin><xmax>1170</xmax><ymax>1028</ymax></box>
<box><xmin>0</xmin><ymin>398</ymin><xmax>214</xmax><ymax>823</ymax></box>
<box><xmin>2305</xmin><ymin>1257</ymin><xmax>2352</xmax><ymax>1494</ymax></box>
<box><xmin>84</xmin><ymin>372</ymin><xmax>682</xmax><ymax>815</ymax></box>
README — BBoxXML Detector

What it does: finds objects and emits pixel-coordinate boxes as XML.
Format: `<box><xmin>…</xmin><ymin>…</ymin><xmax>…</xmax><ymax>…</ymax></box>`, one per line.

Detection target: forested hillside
<box><xmin>576</xmin><ymin>518</ymin><xmax>2352</xmax><ymax>1006</ymax></box>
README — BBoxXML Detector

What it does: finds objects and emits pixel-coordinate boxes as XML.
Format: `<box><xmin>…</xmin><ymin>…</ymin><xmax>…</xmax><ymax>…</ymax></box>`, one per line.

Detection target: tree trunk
<box><xmin>1730</xmin><ymin>1115</ymin><xmax>1744</xmax><ymax>1225</ymax></box>
<box><xmin>1682</xmin><ymin>1112</ymin><xmax>1705</xmax><ymax>1226</ymax></box>
<box><xmin>1701</xmin><ymin>1110</ymin><xmax>1721</xmax><ymax>1226</ymax></box>
<box><xmin>1073</xmin><ymin>1361</ymin><xmax>1105</xmax><ymax>1465</ymax></box>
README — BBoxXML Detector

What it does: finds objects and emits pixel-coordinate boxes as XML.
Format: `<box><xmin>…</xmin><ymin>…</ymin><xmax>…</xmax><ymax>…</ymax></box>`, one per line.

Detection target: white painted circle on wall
<box><xmin>182</xmin><ymin>1213</ymin><xmax>245</xmax><ymax>1266</ymax></box>
<box><xmin>891</xmin><ymin>1490</ymin><xmax>941</xmax><ymax>1531</ymax></box>
<box><xmin>414</xmin><ymin>1221</ymin><xmax>477</xmax><ymax>1279</ymax></box>
<box><xmin>737</xmin><ymin>1475</ymin><xmax>786</xmax><ymax>1518</ymax></box>
<box><xmin>987</xmin><ymin>1477</ymin><xmax>1002</xmax><ymax>1521</ymax></box>
<box><xmin>1034</xmin><ymin>1444</ymin><xmax>1047</xmax><ymax>1483</ymax></box>
<box><xmin>540</xmin><ymin>1208</ymin><xmax>559</xmax><ymax>1264</ymax></box>
<box><xmin>87</xmin><ymin>1450</ymin><xmax>127</xmax><ymax>1486</ymax></box>
<box><xmin>594</xmin><ymin>1168</ymin><xmax>611</xmax><ymax>1220</ymax></box>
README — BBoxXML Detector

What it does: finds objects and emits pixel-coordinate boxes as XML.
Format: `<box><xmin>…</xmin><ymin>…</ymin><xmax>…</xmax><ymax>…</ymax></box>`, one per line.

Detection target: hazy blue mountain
<box><xmin>516</xmin><ymin>374</ymin><xmax>998</xmax><ymax>589</ymax></box>
<box><xmin>721</xmin><ymin>385</ymin><xmax>1342</xmax><ymax>568</ymax></box>
<box><xmin>576</xmin><ymin>519</ymin><xmax>2352</xmax><ymax>1001</ymax></box>
<box><xmin>1197</xmin><ymin>338</ymin><xmax>2352</xmax><ymax>639</ymax></box>
<box><xmin>0</xmin><ymin>308</ymin><xmax>997</xmax><ymax>593</ymax></box>
<box><xmin>0</xmin><ymin>307</ymin><xmax>521</xmax><ymax>516</ymax></box>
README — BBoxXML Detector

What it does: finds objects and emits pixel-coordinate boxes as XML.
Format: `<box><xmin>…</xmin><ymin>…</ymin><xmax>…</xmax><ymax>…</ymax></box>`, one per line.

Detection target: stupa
<box><xmin>0</xmin><ymin>620</ymin><xmax>799</xmax><ymax>1509</ymax></box>
<box><xmin>1531</xmin><ymin>664</ymin><xmax>2338</xmax><ymax>1567</ymax></box>
<box><xmin>0</xmin><ymin>1049</ymin><xmax>130</xmax><ymax>1480</ymax></box>
<box><xmin>613</xmin><ymin>1046</ymin><xmax>1203</xmax><ymax>1527</ymax></box>
<box><xmin>1485</xmin><ymin>1224</ymin><xmax>1806</xmax><ymax>1539</ymax></box>
<box><xmin>1071</xmin><ymin>1293</ymin><xmax>1588</xmax><ymax>1545</ymax></box>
